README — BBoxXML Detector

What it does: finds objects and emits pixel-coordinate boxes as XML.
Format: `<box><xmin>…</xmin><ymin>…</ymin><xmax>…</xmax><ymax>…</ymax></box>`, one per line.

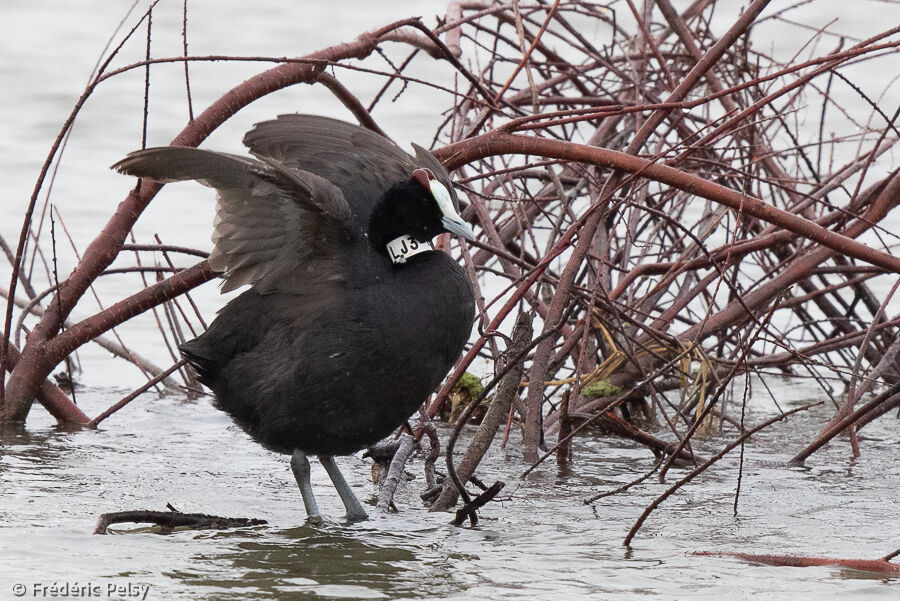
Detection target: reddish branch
<box><xmin>436</xmin><ymin>134</ymin><xmax>900</xmax><ymax>274</ymax></box>
<box><xmin>0</xmin><ymin>330</ymin><xmax>89</xmax><ymax>424</ymax></box>
<box><xmin>790</xmin><ymin>382</ymin><xmax>900</xmax><ymax>464</ymax></box>
<box><xmin>692</xmin><ymin>551</ymin><xmax>900</xmax><ymax>575</ymax></box>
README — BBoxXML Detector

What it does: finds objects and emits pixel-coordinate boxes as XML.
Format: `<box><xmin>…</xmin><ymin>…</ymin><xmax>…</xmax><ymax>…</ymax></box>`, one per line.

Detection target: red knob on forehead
<box><xmin>411</xmin><ymin>168</ymin><xmax>436</xmax><ymax>189</ymax></box>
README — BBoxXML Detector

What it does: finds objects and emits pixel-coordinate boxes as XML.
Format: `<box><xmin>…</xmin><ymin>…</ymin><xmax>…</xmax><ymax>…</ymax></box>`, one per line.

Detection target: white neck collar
<box><xmin>386</xmin><ymin>234</ymin><xmax>435</xmax><ymax>264</ymax></box>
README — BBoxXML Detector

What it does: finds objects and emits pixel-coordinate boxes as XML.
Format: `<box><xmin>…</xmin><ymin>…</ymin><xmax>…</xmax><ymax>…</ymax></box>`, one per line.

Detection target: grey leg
<box><xmin>290</xmin><ymin>449</ymin><xmax>322</xmax><ymax>523</ymax></box>
<box><xmin>319</xmin><ymin>455</ymin><xmax>368</xmax><ymax>521</ymax></box>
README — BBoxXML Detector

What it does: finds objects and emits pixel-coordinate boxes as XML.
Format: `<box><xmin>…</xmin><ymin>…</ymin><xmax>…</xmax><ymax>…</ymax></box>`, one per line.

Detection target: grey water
<box><xmin>2</xmin><ymin>1</ymin><xmax>899</xmax><ymax>599</ymax></box>
<box><xmin>1</xmin><ymin>384</ymin><xmax>899</xmax><ymax>600</ymax></box>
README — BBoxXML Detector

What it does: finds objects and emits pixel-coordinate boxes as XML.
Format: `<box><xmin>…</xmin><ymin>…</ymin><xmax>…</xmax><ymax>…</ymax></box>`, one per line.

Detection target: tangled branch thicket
<box><xmin>2</xmin><ymin>1</ymin><xmax>899</xmax><ymax>528</ymax></box>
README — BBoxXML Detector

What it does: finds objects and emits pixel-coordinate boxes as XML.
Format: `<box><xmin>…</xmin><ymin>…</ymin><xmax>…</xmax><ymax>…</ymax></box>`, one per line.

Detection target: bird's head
<box><xmin>409</xmin><ymin>168</ymin><xmax>475</xmax><ymax>241</ymax></box>
<box><xmin>371</xmin><ymin>168</ymin><xmax>475</xmax><ymax>264</ymax></box>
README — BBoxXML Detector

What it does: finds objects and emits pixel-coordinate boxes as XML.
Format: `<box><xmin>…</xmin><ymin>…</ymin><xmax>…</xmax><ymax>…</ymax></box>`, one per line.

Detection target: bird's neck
<box><xmin>385</xmin><ymin>235</ymin><xmax>435</xmax><ymax>264</ymax></box>
<box><xmin>368</xmin><ymin>182</ymin><xmax>435</xmax><ymax>262</ymax></box>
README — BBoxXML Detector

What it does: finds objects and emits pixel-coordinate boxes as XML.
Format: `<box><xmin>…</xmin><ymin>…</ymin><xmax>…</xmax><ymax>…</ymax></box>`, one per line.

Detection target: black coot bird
<box><xmin>113</xmin><ymin>115</ymin><xmax>476</xmax><ymax>521</ymax></box>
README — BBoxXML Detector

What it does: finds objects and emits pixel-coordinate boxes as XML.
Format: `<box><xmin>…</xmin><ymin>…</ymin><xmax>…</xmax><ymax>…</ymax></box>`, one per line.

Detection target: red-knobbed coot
<box><xmin>113</xmin><ymin>115</ymin><xmax>476</xmax><ymax>521</ymax></box>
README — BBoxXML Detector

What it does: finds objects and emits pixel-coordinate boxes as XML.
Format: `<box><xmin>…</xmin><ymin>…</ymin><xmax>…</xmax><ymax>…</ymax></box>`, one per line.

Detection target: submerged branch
<box><xmin>94</xmin><ymin>509</ymin><xmax>266</xmax><ymax>534</ymax></box>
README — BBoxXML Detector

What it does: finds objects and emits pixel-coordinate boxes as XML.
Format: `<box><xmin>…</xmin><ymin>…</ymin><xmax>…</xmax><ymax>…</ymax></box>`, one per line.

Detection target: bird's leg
<box><xmin>319</xmin><ymin>455</ymin><xmax>368</xmax><ymax>521</ymax></box>
<box><xmin>290</xmin><ymin>449</ymin><xmax>322</xmax><ymax>523</ymax></box>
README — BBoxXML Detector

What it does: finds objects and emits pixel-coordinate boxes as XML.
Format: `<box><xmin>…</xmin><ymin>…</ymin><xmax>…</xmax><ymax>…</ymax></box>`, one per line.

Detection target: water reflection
<box><xmin>168</xmin><ymin>523</ymin><xmax>464</xmax><ymax>599</ymax></box>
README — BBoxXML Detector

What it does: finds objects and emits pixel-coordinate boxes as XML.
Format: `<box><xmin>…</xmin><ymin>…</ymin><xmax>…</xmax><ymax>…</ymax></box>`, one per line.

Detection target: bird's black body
<box><xmin>115</xmin><ymin>114</ymin><xmax>475</xmax><ymax>459</ymax></box>
<box><xmin>181</xmin><ymin>250</ymin><xmax>473</xmax><ymax>455</ymax></box>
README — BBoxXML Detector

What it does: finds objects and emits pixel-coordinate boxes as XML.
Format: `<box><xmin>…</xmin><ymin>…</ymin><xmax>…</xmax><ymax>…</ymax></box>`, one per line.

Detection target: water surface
<box><xmin>1</xmin><ymin>382</ymin><xmax>898</xmax><ymax>600</ymax></box>
<box><xmin>2</xmin><ymin>2</ymin><xmax>899</xmax><ymax>599</ymax></box>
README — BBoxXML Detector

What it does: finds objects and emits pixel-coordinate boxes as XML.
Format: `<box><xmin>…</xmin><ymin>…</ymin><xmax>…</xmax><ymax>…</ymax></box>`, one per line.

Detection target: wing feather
<box><xmin>243</xmin><ymin>114</ymin><xmax>462</xmax><ymax>218</ymax></box>
<box><xmin>111</xmin><ymin>116</ymin><xmax>461</xmax><ymax>297</ymax></box>
<box><xmin>112</xmin><ymin>146</ymin><xmax>353</xmax><ymax>295</ymax></box>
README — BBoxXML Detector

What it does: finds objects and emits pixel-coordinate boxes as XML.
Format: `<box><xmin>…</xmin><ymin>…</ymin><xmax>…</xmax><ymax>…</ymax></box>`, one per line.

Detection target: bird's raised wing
<box><xmin>242</xmin><ymin>114</ymin><xmax>462</xmax><ymax>222</ymax></box>
<box><xmin>113</xmin><ymin>146</ymin><xmax>352</xmax><ymax>295</ymax></box>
